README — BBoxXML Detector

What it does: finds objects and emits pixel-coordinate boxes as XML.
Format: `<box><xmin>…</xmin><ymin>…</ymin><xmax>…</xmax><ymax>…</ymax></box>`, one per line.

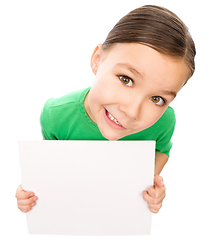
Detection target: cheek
<box><xmin>88</xmin><ymin>84</ymin><xmax>109</xmax><ymax>113</ymax></box>
<box><xmin>138</xmin><ymin>106</ymin><xmax>167</xmax><ymax>130</ymax></box>
<box><xmin>91</xmin><ymin>76</ymin><xmax>118</xmax><ymax>103</ymax></box>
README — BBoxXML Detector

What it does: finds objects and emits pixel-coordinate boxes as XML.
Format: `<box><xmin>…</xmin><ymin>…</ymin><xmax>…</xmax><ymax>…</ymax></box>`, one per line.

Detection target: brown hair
<box><xmin>102</xmin><ymin>5</ymin><xmax>196</xmax><ymax>79</ymax></box>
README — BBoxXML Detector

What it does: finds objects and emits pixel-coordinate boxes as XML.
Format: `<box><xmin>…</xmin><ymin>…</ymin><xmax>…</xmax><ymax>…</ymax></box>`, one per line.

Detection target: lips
<box><xmin>103</xmin><ymin>108</ymin><xmax>126</xmax><ymax>130</ymax></box>
<box><xmin>107</xmin><ymin>111</ymin><xmax>122</xmax><ymax>126</ymax></box>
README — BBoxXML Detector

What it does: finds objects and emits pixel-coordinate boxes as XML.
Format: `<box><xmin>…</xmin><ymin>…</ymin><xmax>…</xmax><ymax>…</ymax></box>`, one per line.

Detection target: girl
<box><xmin>16</xmin><ymin>5</ymin><xmax>195</xmax><ymax>214</ymax></box>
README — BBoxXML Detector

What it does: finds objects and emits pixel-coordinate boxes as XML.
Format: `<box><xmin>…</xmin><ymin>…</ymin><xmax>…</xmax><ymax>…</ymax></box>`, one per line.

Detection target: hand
<box><xmin>143</xmin><ymin>175</ymin><xmax>166</xmax><ymax>214</ymax></box>
<box><xmin>15</xmin><ymin>184</ymin><xmax>38</xmax><ymax>213</ymax></box>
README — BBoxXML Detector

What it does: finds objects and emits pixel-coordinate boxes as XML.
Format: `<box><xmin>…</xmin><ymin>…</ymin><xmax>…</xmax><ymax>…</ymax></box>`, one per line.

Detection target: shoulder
<box><xmin>153</xmin><ymin>106</ymin><xmax>176</xmax><ymax>138</ymax></box>
<box><xmin>47</xmin><ymin>87</ymin><xmax>89</xmax><ymax>108</ymax></box>
<box><xmin>41</xmin><ymin>87</ymin><xmax>90</xmax><ymax>115</ymax></box>
<box><xmin>160</xmin><ymin>106</ymin><xmax>176</xmax><ymax>125</ymax></box>
<box><xmin>149</xmin><ymin>106</ymin><xmax>176</xmax><ymax>136</ymax></box>
<box><xmin>154</xmin><ymin>106</ymin><xmax>176</xmax><ymax>156</ymax></box>
<box><xmin>40</xmin><ymin>87</ymin><xmax>90</xmax><ymax>139</ymax></box>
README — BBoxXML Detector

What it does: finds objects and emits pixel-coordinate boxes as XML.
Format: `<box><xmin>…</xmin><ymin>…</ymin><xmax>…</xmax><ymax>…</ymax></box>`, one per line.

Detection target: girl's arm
<box><xmin>143</xmin><ymin>152</ymin><xmax>168</xmax><ymax>213</ymax></box>
<box><xmin>154</xmin><ymin>152</ymin><xmax>169</xmax><ymax>176</ymax></box>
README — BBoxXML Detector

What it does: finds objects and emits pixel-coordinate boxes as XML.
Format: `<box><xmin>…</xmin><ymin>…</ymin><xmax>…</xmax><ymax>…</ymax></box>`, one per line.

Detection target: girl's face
<box><xmin>84</xmin><ymin>43</ymin><xmax>190</xmax><ymax>140</ymax></box>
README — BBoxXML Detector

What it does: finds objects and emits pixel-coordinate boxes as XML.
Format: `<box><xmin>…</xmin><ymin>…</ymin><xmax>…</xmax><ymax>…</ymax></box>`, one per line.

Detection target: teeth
<box><xmin>114</xmin><ymin>118</ymin><xmax>120</xmax><ymax>125</ymax></box>
<box><xmin>107</xmin><ymin>112</ymin><xmax>122</xmax><ymax>126</ymax></box>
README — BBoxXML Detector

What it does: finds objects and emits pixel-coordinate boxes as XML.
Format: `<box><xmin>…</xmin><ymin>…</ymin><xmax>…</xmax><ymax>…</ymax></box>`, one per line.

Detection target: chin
<box><xmin>106</xmin><ymin>136</ymin><xmax>120</xmax><ymax>141</ymax></box>
<box><xmin>100</xmin><ymin>129</ymin><xmax>126</xmax><ymax>141</ymax></box>
<box><xmin>102</xmin><ymin>133</ymin><xmax>119</xmax><ymax>141</ymax></box>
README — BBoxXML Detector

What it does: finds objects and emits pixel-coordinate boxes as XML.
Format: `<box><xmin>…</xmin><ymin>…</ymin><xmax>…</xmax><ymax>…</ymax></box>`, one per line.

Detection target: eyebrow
<box><xmin>115</xmin><ymin>62</ymin><xmax>177</xmax><ymax>98</ymax></box>
<box><xmin>161</xmin><ymin>90</ymin><xmax>177</xmax><ymax>98</ymax></box>
<box><xmin>115</xmin><ymin>63</ymin><xmax>142</xmax><ymax>77</ymax></box>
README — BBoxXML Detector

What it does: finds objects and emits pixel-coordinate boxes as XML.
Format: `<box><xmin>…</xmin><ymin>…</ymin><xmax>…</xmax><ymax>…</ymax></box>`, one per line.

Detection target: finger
<box><xmin>143</xmin><ymin>192</ymin><xmax>163</xmax><ymax>213</ymax></box>
<box><xmin>18</xmin><ymin>198</ymin><xmax>38</xmax><ymax>212</ymax></box>
<box><xmin>22</xmin><ymin>209</ymin><xmax>31</xmax><ymax>213</ymax></box>
<box><xmin>15</xmin><ymin>184</ymin><xmax>23</xmax><ymax>195</ymax></box>
<box><xmin>15</xmin><ymin>184</ymin><xmax>24</xmax><ymax>198</ymax></box>
<box><xmin>17</xmin><ymin>196</ymin><xmax>38</xmax><ymax>206</ymax></box>
<box><xmin>16</xmin><ymin>191</ymin><xmax>34</xmax><ymax>200</ymax></box>
<box><xmin>143</xmin><ymin>191</ymin><xmax>155</xmax><ymax>204</ymax></box>
<box><xmin>18</xmin><ymin>202</ymin><xmax>35</xmax><ymax>211</ymax></box>
<box><xmin>149</xmin><ymin>204</ymin><xmax>160</xmax><ymax>214</ymax></box>
<box><xmin>148</xmin><ymin>184</ymin><xmax>165</xmax><ymax>199</ymax></box>
<box><xmin>18</xmin><ymin>204</ymin><xmax>34</xmax><ymax>212</ymax></box>
<box><xmin>148</xmin><ymin>202</ymin><xmax>162</xmax><ymax>214</ymax></box>
<box><xmin>148</xmin><ymin>202</ymin><xmax>162</xmax><ymax>211</ymax></box>
<box><xmin>154</xmin><ymin>175</ymin><xmax>164</xmax><ymax>187</ymax></box>
<box><xmin>15</xmin><ymin>185</ymin><xmax>34</xmax><ymax>200</ymax></box>
<box><xmin>143</xmin><ymin>190</ymin><xmax>165</xmax><ymax>205</ymax></box>
<box><xmin>149</xmin><ymin>208</ymin><xmax>158</xmax><ymax>214</ymax></box>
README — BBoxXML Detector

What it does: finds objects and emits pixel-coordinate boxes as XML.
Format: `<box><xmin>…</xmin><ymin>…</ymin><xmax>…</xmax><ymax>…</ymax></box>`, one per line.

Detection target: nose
<box><xmin>119</xmin><ymin>96</ymin><xmax>144</xmax><ymax>120</ymax></box>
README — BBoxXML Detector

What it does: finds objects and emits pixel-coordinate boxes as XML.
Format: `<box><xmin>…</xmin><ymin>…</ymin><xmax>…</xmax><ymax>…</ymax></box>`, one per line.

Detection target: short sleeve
<box><xmin>155</xmin><ymin>107</ymin><xmax>176</xmax><ymax>157</ymax></box>
<box><xmin>40</xmin><ymin>98</ymin><xmax>58</xmax><ymax>140</ymax></box>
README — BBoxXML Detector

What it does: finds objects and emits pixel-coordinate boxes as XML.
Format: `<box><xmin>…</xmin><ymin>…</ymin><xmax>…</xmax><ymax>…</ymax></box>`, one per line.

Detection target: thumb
<box><xmin>15</xmin><ymin>184</ymin><xmax>34</xmax><ymax>199</ymax></box>
<box><xmin>154</xmin><ymin>175</ymin><xmax>164</xmax><ymax>187</ymax></box>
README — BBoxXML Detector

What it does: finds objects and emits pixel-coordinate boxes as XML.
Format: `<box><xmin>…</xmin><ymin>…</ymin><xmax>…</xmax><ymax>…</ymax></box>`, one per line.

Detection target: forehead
<box><xmin>101</xmin><ymin>43</ymin><xmax>190</xmax><ymax>91</ymax></box>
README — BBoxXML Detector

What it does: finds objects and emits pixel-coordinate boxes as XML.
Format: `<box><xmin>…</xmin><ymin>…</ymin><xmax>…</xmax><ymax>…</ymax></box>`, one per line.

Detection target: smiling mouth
<box><xmin>107</xmin><ymin>111</ymin><xmax>122</xmax><ymax>126</ymax></box>
<box><xmin>103</xmin><ymin>108</ymin><xmax>126</xmax><ymax>130</ymax></box>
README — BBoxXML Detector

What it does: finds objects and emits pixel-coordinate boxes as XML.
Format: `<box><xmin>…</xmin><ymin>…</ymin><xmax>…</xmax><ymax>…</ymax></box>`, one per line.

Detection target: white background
<box><xmin>0</xmin><ymin>0</ymin><xmax>208</xmax><ymax>239</ymax></box>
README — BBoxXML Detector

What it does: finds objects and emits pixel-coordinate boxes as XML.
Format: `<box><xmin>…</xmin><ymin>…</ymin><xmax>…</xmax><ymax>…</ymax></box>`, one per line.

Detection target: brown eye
<box><xmin>151</xmin><ymin>96</ymin><xmax>165</xmax><ymax>106</ymax></box>
<box><xmin>119</xmin><ymin>76</ymin><xmax>133</xmax><ymax>87</ymax></box>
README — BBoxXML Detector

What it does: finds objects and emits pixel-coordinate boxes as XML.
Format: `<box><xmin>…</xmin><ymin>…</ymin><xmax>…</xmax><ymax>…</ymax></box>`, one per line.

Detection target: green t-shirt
<box><xmin>40</xmin><ymin>87</ymin><xmax>176</xmax><ymax>157</ymax></box>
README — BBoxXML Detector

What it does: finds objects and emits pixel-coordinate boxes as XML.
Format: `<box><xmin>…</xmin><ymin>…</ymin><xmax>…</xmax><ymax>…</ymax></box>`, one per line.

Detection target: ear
<box><xmin>90</xmin><ymin>43</ymin><xmax>103</xmax><ymax>75</ymax></box>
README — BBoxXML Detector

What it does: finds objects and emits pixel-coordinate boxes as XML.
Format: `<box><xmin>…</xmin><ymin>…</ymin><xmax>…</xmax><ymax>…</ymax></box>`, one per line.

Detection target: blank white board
<box><xmin>18</xmin><ymin>140</ymin><xmax>155</xmax><ymax>235</ymax></box>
